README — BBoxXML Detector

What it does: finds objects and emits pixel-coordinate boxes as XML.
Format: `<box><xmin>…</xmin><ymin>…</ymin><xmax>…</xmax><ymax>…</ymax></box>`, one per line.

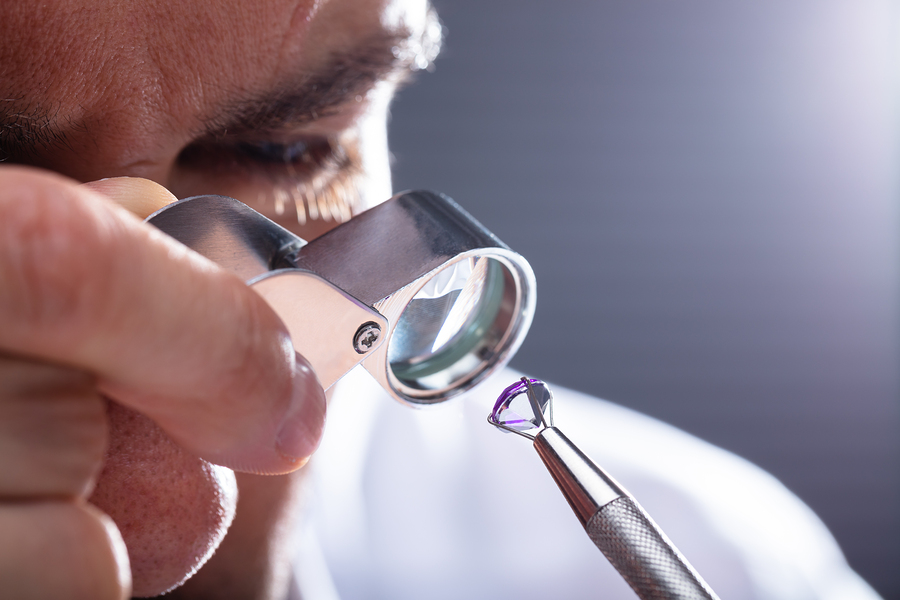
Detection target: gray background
<box><xmin>389</xmin><ymin>1</ymin><xmax>900</xmax><ymax>597</ymax></box>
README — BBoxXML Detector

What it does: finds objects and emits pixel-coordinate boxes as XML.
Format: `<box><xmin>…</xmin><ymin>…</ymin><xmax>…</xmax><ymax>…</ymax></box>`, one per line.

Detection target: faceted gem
<box><xmin>489</xmin><ymin>378</ymin><xmax>553</xmax><ymax>436</ymax></box>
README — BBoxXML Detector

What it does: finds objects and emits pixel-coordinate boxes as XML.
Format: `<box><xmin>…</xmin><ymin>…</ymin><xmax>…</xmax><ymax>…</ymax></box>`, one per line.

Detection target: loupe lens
<box><xmin>387</xmin><ymin>255</ymin><xmax>518</xmax><ymax>396</ymax></box>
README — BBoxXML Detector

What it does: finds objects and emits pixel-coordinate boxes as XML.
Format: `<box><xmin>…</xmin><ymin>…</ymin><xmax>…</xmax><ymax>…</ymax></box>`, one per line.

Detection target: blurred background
<box><xmin>388</xmin><ymin>1</ymin><xmax>899</xmax><ymax>597</ymax></box>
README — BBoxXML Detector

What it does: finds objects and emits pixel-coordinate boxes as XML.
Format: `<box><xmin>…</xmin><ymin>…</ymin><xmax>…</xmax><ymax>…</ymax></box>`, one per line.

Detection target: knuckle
<box><xmin>0</xmin><ymin>356</ymin><xmax>107</xmax><ymax>499</ymax></box>
<box><xmin>229</xmin><ymin>289</ymin><xmax>294</xmax><ymax>410</ymax></box>
<box><xmin>203</xmin><ymin>282</ymin><xmax>292</xmax><ymax>411</ymax></box>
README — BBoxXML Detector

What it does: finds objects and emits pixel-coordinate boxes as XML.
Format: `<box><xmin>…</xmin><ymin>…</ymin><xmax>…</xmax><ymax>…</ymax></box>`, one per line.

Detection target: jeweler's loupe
<box><xmin>146</xmin><ymin>190</ymin><xmax>536</xmax><ymax>405</ymax></box>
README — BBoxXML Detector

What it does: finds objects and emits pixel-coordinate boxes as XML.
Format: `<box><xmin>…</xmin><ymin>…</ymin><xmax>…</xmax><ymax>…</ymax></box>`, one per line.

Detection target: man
<box><xmin>0</xmin><ymin>0</ymin><xmax>880</xmax><ymax>598</ymax></box>
<box><xmin>0</xmin><ymin>0</ymin><xmax>437</xmax><ymax>597</ymax></box>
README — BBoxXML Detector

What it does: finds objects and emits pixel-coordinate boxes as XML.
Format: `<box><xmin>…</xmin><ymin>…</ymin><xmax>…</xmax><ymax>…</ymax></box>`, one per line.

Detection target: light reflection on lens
<box><xmin>388</xmin><ymin>256</ymin><xmax>506</xmax><ymax>387</ymax></box>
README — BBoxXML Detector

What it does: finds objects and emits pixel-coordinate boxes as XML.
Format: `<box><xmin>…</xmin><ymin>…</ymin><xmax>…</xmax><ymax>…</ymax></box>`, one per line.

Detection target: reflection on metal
<box><xmin>534</xmin><ymin>428</ymin><xmax>626</xmax><ymax>525</ymax></box>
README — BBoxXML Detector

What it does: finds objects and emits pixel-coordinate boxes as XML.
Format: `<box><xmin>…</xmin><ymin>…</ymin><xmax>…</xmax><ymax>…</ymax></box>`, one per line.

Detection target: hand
<box><xmin>0</xmin><ymin>167</ymin><xmax>326</xmax><ymax>598</ymax></box>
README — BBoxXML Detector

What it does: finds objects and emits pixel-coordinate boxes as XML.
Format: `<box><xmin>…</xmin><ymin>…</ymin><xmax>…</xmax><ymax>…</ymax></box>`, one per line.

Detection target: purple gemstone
<box><xmin>489</xmin><ymin>378</ymin><xmax>553</xmax><ymax>434</ymax></box>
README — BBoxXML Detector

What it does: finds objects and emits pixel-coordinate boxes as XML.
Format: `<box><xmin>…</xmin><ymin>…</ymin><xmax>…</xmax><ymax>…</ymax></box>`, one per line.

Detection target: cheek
<box><xmin>88</xmin><ymin>402</ymin><xmax>237</xmax><ymax>598</ymax></box>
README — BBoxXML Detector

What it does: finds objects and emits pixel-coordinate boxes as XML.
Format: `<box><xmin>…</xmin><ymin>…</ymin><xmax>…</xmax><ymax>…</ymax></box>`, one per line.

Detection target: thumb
<box><xmin>81</xmin><ymin>177</ymin><xmax>178</xmax><ymax>219</ymax></box>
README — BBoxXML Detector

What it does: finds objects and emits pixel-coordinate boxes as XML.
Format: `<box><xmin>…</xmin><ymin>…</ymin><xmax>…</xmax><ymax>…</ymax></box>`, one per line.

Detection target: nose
<box><xmin>88</xmin><ymin>402</ymin><xmax>238</xmax><ymax>598</ymax></box>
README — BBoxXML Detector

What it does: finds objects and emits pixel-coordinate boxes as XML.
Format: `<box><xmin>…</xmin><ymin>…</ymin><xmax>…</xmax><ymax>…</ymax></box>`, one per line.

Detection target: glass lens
<box><xmin>388</xmin><ymin>256</ymin><xmax>508</xmax><ymax>390</ymax></box>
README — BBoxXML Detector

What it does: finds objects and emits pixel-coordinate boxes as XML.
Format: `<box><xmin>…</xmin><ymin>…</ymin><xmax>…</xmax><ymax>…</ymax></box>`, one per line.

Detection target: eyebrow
<box><xmin>0</xmin><ymin>7</ymin><xmax>443</xmax><ymax>160</ymax></box>
<box><xmin>200</xmin><ymin>13</ymin><xmax>443</xmax><ymax>138</ymax></box>
<box><xmin>0</xmin><ymin>100</ymin><xmax>71</xmax><ymax>163</ymax></box>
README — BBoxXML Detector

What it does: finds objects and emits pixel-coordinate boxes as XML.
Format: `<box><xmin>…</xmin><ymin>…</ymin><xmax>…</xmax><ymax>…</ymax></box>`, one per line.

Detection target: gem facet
<box><xmin>488</xmin><ymin>378</ymin><xmax>553</xmax><ymax>438</ymax></box>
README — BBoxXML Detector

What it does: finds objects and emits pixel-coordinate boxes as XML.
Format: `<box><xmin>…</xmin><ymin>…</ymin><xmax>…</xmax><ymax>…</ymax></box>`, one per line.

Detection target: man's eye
<box><xmin>234</xmin><ymin>137</ymin><xmax>340</xmax><ymax>167</ymax></box>
<box><xmin>174</xmin><ymin>133</ymin><xmax>363</xmax><ymax>234</ymax></box>
<box><xmin>238</xmin><ymin>140</ymin><xmax>310</xmax><ymax>163</ymax></box>
<box><xmin>177</xmin><ymin>135</ymin><xmax>342</xmax><ymax>175</ymax></box>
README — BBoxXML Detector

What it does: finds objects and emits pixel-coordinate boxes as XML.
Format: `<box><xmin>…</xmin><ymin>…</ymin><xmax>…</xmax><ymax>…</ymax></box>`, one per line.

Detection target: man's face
<box><xmin>1</xmin><ymin>0</ymin><xmax>438</xmax><ymax>237</ymax></box>
<box><xmin>0</xmin><ymin>0</ymin><xmax>436</xmax><ymax>597</ymax></box>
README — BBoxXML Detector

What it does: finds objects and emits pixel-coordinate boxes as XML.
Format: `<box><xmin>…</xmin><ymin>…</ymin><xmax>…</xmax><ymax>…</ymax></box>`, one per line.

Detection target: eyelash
<box><xmin>177</xmin><ymin>134</ymin><xmax>363</xmax><ymax>226</ymax></box>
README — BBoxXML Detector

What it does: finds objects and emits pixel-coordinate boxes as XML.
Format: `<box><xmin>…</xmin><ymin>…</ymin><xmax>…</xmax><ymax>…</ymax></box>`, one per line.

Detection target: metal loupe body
<box><xmin>146</xmin><ymin>190</ymin><xmax>536</xmax><ymax>405</ymax></box>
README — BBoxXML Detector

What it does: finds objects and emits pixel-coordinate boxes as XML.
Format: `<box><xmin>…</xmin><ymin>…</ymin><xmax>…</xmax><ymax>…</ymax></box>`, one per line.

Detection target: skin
<box><xmin>0</xmin><ymin>0</ymin><xmax>435</xmax><ymax>597</ymax></box>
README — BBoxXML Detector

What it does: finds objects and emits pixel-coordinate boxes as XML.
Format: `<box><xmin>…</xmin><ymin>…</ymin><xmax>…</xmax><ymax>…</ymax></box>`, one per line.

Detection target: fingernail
<box><xmin>276</xmin><ymin>353</ymin><xmax>327</xmax><ymax>463</ymax></box>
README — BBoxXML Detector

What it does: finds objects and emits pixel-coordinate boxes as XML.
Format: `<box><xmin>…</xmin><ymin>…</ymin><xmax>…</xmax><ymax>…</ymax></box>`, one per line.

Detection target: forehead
<box><xmin>0</xmin><ymin>0</ymin><xmax>426</xmax><ymax>159</ymax></box>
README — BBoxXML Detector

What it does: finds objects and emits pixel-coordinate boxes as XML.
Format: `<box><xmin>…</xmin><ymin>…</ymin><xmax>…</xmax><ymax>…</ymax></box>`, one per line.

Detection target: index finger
<box><xmin>0</xmin><ymin>167</ymin><xmax>325</xmax><ymax>474</ymax></box>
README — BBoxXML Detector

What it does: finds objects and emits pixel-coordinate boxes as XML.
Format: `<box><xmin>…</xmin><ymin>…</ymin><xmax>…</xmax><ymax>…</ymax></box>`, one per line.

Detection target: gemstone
<box><xmin>488</xmin><ymin>378</ymin><xmax>553</xmax><ymax>436</ymax></box>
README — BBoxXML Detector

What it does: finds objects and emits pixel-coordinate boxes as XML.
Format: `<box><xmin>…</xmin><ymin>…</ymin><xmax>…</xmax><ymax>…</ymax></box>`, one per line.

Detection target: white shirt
<box><xmin>292</xmin><ymin>367</ymin><xmax>881</xmax><ymax>600</ymax></box>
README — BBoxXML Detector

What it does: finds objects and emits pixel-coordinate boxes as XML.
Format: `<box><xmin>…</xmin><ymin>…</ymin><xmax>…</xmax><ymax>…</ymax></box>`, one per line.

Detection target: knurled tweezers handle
<box><xmin>533</xmin><ymin>428</ymin><xmax>718</xmax><ymax>600</ymax></box>
<box><xmin>587</xmin><ymin>496</ymin><xmax>718</xmax><ymax>600</ymax></box>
